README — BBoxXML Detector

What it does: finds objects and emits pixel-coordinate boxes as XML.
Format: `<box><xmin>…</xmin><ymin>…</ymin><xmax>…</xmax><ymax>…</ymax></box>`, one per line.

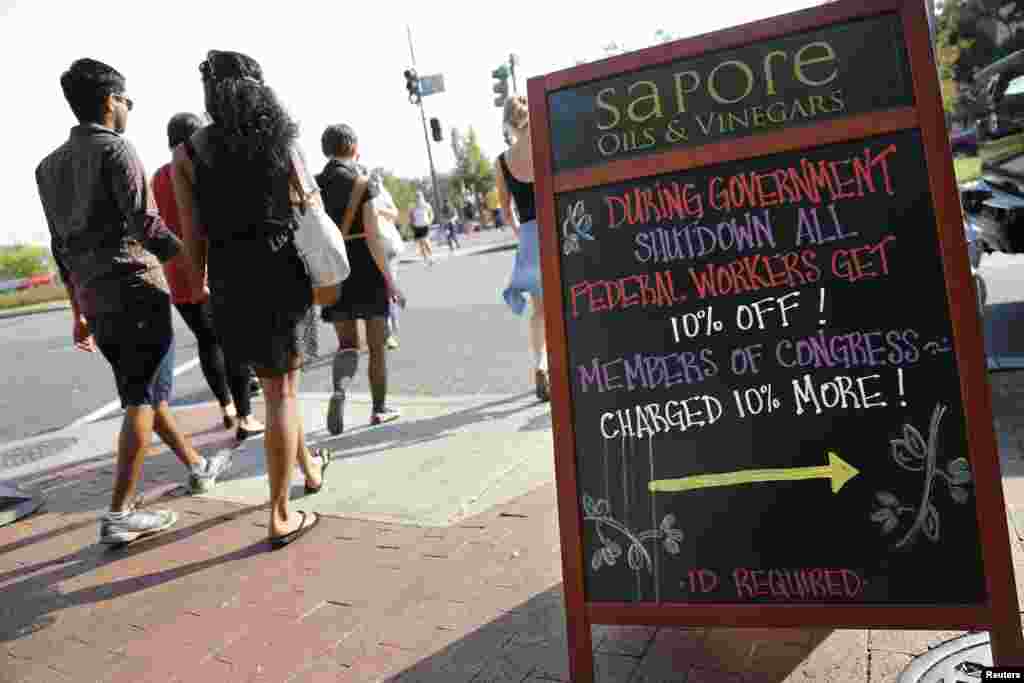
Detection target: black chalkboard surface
<box><xmin>557</xmin><ymin>128</ymin><xmax>987</xmax><ymax>605</ymax></box>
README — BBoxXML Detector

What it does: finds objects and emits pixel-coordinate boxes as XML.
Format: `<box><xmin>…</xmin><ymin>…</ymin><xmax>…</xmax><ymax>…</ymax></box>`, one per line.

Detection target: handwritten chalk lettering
<box><xmin>569</xmin><ymin>271</ymin><xmax>685</xmax><ymax>318</ymax></box>
<box><xmin>776</xmin><ymin>329</ymin><xmax>920</xmax><ymax>371</ymax></box>
<box><xmin>735</xmin><ymin>292</ymin><xmax>801</xmax><ymax>331</ymax></box>
<box><xmin>791</xmin><ymin>373</ymin><xmax>887</xmax><ymax>416</ymax></box>
<box><xmin>599</xmin><ymin>395</ymin><xmax>724</xmax><ymax>440</ymax></box>
<box><xmin>607</xmin><ymin>180</ymin><xmax>705</xmax><ymax>228</ymax></box>
<box><xmin>731</xmin><ymin>568</ymin><xmax>864</xmax><ymax>600</ymax></box>
<box><xmin>689</xmin><ymin>249</ymin><xmax>821</xmax><ymax>300</ymax></box>
<box><xmin>633</xmin><ymin>211</ymin><xmax>778</xmax><ymax>266</ymax></box>
<box><xmin>577</xmin><ymin>350</ymin><xmax>719</xmax><ymax>394</ymax></box>
<box><xmin>831</xmin><ymin>235</ymin><xmax>895</xmax><ymax>283</ymax></box>
<box><xmin>794</xmin><ymin>204</ymin><xmax>859</xmax><ymax>246</ymax></box>
<box><xmin>733</xmin><ymin>383</ymin><xmax>782</xmax><ymax>418</ymax></box>
<box><xmin>708</xmin><ymin>144</ymin><xmax>895</xmax><ymax>212</ymax></box>
<box><xmin>730</xmin><ymin>344</ymin><xmax>765</xmax><ymax>375</ymax></box>
<box><xmin>670</xmin><ymin>306</ymin><xmax>724</xmax><ymax>341</ymax></box>
<box><xmin>685</xmin><ymin>569</ymin><xmax>720</xmax><ymax>593</ymax></box>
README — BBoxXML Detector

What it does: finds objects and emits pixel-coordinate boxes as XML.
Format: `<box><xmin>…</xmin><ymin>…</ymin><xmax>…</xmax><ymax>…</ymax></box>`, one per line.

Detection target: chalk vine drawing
<box><xmin>582</xmin><ymin>493</ymin><xmax>683</xmax><ymax>574</ymax></box>
<box><xmin>871</xmin><ymin>403</ymin><xmax>973</xmax><ymax>548</ymax></box>
<box><xmin>562</xmin><ymin>200</ymin><xmax>595</xmax><ymax>255</ymax></box>
<box><xmin>923</xmin><ymin>338</ymin><xmax>953</xmax><ymax>356</ymax></box>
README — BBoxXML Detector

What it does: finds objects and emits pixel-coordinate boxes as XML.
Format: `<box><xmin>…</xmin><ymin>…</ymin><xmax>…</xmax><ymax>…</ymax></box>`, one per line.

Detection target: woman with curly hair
<box><xmin>171</xmin><ymin>50</ymin><xmax>330</xmax><ymax>548</ymax></box>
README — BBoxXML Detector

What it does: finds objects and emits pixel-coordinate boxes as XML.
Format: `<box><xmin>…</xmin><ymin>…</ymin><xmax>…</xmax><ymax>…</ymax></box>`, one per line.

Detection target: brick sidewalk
<box><xmin>5</xmin><ymin>376</ymin><xmax>1024</xmax><ymax>681</ymax></box>
<box><xmin>0</xmin><ymin>460</ymin><xmax>988</xmax><ymax>681</ymax></box>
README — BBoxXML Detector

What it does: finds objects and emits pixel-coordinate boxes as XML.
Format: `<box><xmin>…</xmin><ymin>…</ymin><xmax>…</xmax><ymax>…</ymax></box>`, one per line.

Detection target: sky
<box><xmin>0</xmin><ymin>0</ymin><xmax>821</xmax><ymax>245</ymax></box>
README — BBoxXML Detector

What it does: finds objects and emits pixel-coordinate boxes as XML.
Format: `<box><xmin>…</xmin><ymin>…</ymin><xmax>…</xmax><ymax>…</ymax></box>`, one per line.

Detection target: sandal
<box><xmin>269</xmin><ymin>511</ymin><xmax>320</xmax><ymax>550</ymax></box>
<box><xmin>304</xmin><ymin>448</ymin><xmax>333</xmax><ymax>495</ymax></box>
<box><xmin>236</xmin><ymin>420</ymin><xmax>266</xmax><ymax>442</ymax></box>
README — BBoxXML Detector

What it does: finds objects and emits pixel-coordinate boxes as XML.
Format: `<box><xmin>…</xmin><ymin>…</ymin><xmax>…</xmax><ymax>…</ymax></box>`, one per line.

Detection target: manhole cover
<box><xmin>0</xmin><ymin>484</ymin><xmax>45</xmax><ymax>527</ymax></box>
<box><xmin>898</xmin><ymin>632</ymin><xmax>991</xmax><ymax>682</ymax></box>
<box><xmin>0</xmin><ymin>437</ymin><xmax>78</xmax><ymax>471</ymax></box>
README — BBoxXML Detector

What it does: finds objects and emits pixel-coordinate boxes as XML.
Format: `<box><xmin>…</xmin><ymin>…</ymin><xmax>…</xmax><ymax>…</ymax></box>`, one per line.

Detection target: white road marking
<box><xmin>66</xmin><ymin>357</ymin><xmax>202</xmax><ymax>429</ymax></box>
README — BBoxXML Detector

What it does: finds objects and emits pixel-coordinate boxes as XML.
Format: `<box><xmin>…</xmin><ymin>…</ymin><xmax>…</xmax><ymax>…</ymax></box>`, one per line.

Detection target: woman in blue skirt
<box><xmin>496</xmin><ymin>95</ymin><xmax>549</xmax><ymax>402</ymax></box>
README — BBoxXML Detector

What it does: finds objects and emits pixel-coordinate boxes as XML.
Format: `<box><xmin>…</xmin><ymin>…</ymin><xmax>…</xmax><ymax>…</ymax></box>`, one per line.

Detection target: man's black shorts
<box><xmin>88</xmin><ymin>299</ymin><xmax>174</xmax><ymax>408</ymax></box>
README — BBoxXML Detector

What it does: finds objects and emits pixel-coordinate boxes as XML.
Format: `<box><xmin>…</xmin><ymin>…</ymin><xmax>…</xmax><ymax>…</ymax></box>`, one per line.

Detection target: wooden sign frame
<box><xmin>527</xmin><ymin>0</ymin><xmax>1024</xmax><ymax>680</ymax></box>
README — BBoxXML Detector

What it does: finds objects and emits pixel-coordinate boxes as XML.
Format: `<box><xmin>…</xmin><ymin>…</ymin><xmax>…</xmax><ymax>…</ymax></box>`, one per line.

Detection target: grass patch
<box><xmin>0</xmin><ymin>282</ymin><xmax>68</xmax><ymax>311</ymax></box>
<box><xmin>955</xmin><ymin>156</ymin><xmax>982</xmax><ymax>184</ymax></box>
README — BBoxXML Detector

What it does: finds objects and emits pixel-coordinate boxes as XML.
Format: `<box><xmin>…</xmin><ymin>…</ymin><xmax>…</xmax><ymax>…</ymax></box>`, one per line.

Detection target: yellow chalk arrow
<box><xmin>648</xmin><ymin>451</ymin><xmax>859</xmax><ymax>495</ymax></box>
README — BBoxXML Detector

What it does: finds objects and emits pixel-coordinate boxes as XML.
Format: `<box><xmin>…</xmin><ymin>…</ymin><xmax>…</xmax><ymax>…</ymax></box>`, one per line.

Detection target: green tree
<box><xmin>373</xmin><ymin>169</ymin><xmax>421</xmax><ymax>239</ymax></box>
<box><xmin>0</xmin><ymin>245</ymin><xmax>51</xmax><ymax>278</ymax></box>
<box><xmin>450</xmin><ymin>127</ymin><xmax>495</xmax><ymax>214</ymax></box>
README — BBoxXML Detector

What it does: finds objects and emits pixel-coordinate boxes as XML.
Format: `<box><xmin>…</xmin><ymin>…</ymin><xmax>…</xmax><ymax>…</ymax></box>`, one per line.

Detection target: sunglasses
<box><xmin>112</xmin><ymin>93</ymin><xmax>133</xmax><ymax>111</ymax></box>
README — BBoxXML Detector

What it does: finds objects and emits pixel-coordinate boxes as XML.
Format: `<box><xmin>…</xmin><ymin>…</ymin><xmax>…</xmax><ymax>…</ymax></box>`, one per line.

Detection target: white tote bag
<box><xmin>289</xmin><ymin>149</ymin><xmax>350</xmax><ymax>306</ymax></box>
<box><xmin>379</xmin><ymin>218</ymin><xmax>406</xmax><ymax>259</ymax></box>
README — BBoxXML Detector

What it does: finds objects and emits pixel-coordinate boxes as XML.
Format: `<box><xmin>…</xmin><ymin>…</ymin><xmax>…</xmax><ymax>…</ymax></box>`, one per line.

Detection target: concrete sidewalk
<box><xmin>1</xmin><ymin>375</ymin><xmax>1024</xmax><ymax>682</ymax></box>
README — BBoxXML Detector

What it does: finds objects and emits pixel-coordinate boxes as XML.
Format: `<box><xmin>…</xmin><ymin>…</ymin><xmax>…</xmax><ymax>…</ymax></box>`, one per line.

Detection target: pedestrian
<box><xmin>410</xmin><ymin>191</ymin><xmax>435</xmax><ymax>266</ymax></box>
<box><xmin>36</xmin><ymin>58</ymin><xmax>232</xmax><ymax>546</ymax></box>
<box><xmin>444</xmin><ymin>202</ymin><xmax>461</xmax><ymax>253</ymax></box>
<box><xmin>495</xmin><ymin>95</ymin><xmax>549</xmax><ymax>402</ymax></box>
<box><xmin>317</xmin><ymin>124</ymin><xmax>406</xmax><ymax>433</ymax></box>
<box><xmin>172</xmin><ymin>50</ymin><xmax>331</xmax><ymax>549</ymax></box>
<box><xmin>153</xmin><ymin>112</ymin><xmax>265</xmax><ymax>441</ymax></box>
<box><xmin>369</xmin><ymin>170</ymin><xmax>404</xmax><ymax>350</ymax></box>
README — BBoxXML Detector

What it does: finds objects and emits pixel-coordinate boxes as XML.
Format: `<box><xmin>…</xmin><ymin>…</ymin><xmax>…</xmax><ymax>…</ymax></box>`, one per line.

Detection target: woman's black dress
<box><xmin>185</xmin><ymin>128</ymin><xmax>318</xmax><ymax>376</ymax></box>
<box><xmin>317</xmin><ymin>159</ymin><xmax>390</xmax><ymax>322</ymax></box>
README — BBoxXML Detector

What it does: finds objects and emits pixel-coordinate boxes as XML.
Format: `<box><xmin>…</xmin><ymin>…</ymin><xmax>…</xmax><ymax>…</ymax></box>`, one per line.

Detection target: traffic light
<box><xmin>492</xmin><ymin>65</ymin><xmax>509</xmax><ymax>108</ymax></box>
<box><xmin>404</xmin><ymin>68</ymin><xmax>421</xmax><ymax>104</ymax></box>
<box><xmin>430</xmin><ymin>117</ymin><xmax>442</xmax><ymax>142</ymax></box>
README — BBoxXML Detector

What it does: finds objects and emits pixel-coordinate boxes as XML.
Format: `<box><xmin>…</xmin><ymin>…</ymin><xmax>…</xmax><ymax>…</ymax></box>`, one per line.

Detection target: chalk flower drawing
<box><xmin>871</xmin><ymin>403</ymin><xmax>973</xmax><ymax>548</ymax></box>
<box><xmin>562</xmin><ymin>200</ymin><xmax>595</xmax><ymax>256</ymax></box>
<box><xmin>582</xmin><ymin>493</ymin><xmax>683</xmax><ymax>573</ymax></box>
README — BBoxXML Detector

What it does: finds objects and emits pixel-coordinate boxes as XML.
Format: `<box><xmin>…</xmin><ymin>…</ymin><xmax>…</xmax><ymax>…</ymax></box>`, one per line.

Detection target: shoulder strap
<box><xmin>498</xmin><ymin>153</ymin><xmax>512</xmax><ymax>185</ymax></box>
<box><xmin>339</xmin><ymin>176</ymin><xmax>368</xmax><ymax>239</ymax></box>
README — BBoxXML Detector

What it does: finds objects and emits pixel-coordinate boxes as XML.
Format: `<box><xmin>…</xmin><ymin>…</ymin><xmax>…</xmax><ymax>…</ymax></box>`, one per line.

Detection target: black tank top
<box><xmin>499</xmin><ymin>153</ymin><xmax>536</xmax><ymax>223</ymax></box>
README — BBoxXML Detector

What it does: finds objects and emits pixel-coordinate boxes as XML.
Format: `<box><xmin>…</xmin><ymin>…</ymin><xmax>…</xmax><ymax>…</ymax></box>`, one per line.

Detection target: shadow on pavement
<box><xmin>312</xmin><ymin>392</ymin><xmax>546</xmax><ymax>460</ymax></box>
<box><xmin>0</xmin><ymin>500</ymin><xmax>270</xmax><ymax>644</ymax></box>
<box><xmin>381</xmin><ymin>585</ymin><xmax>830</xmax><ymax>681</ymax></box>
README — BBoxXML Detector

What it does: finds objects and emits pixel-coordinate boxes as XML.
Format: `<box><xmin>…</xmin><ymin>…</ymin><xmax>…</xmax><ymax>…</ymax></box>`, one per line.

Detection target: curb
<box><xmin>398</xmin><ymin>238</ymin><xmax>517</xmax><ymax>264</ymax></box>
<box><xmin>0</xmin><ymin>300</ymin><xmax>71</xmax><ymax>321</ymax></box>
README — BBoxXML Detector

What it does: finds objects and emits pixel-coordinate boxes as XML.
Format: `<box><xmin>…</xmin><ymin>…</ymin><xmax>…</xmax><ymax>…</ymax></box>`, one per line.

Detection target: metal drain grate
<box><xmin>0</xmin><ymin>437</ymin><xmax>79</xmax><ymax>471</ymax></box>
<box><xmin>898</xmin><ymin>633</ymin><xmax>991</xmax><ymax>682</ymax></box>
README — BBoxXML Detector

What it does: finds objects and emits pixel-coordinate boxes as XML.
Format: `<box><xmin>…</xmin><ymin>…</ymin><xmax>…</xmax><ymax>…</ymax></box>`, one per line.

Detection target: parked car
<box><xmin>965</xmin><ymin>214</ymin><xmax>988</xmax><ymax>315</ymax></box>
<box><xmin>959</xmin><ymin>50</ymin><xmax>1024</xmax><ymax>253</ymax></box>
<box><xmin>950</xmin><ymin>125</ymin><xmax>977</xmax><ymax>157</ymax></box>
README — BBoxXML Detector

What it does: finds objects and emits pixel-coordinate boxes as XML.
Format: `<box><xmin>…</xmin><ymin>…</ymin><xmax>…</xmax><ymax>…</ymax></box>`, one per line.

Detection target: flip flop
<box><xmin>304</xmin><ymin>449</ymin><xmax>332</xmax><ymax>495</ymax></box>
<box><xmin>269</xmin><ymin>511</ymin><xmax>320</xmax><ymax>550</ymax></box>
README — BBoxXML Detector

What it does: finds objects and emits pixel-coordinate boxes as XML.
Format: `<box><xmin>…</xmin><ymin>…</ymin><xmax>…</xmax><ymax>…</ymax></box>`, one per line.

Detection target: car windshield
<box><xmin>1006</xmin><ymin>75</ymin><xmax>1024</xmax><ymax>97</ymax></box>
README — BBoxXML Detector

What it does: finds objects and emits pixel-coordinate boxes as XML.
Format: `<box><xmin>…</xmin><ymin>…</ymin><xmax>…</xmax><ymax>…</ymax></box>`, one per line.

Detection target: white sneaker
<box><xmin>99</xmin><ymin>508</ymin><xmax>177</xmax><ymax>545</ymax></box>
<box><xmin>189</xmin><ymin>450</ymin><xmax>233</xmax><ymax>494</ymax></box>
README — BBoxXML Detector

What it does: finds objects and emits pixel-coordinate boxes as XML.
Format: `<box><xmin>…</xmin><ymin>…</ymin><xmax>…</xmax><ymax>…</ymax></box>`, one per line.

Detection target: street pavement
<box><xmin>1</xmin><ymin>239</ymin><xmax>1024</xmax><ymax>681</ymax></box>
<box><xmin>0</xmin><ymin>230</ymin><xmax>518</xmax><ymax>444</ymax></box>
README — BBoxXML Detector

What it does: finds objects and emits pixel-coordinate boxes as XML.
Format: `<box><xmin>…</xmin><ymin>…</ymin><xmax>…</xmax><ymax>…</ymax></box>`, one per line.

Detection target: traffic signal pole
<box><xmin>406</xmin><ymin>25</ymin><xmax>444</xmax><ymax>222</ymax></box>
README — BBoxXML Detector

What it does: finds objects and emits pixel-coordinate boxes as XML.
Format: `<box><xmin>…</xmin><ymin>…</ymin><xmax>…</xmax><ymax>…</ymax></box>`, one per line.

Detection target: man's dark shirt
<box><xmin>35</xmin><ymin>123</ymin><xmax>180</xmax><ymax>315</ymax></box>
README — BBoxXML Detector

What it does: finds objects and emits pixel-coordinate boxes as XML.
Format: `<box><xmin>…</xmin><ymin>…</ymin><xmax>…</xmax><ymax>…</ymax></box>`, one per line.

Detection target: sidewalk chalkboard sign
<box><xmin>528</xmin><ymin>1</ymin><xmax>1024</xmax><ymax>681</ymax></box>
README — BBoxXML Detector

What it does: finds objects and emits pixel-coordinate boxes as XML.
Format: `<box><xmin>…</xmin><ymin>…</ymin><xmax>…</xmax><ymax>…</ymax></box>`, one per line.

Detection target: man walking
<box><xmin>35</xmin><ymin>58</ymin><xmax>231</xmax><ymax>546</ymax></box>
